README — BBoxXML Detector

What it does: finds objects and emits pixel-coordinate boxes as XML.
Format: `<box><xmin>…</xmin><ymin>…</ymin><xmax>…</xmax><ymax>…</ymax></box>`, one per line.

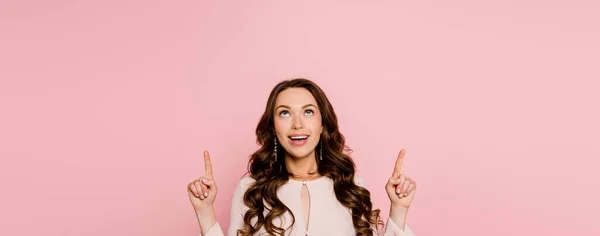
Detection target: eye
<box><xmin>279</xmin><ymin>110</ymin><xmax>290</xmax><ymax>117</ymax></box>
<box><xmin>305</xmin><ymin>109</ymin><xmax>314</xmax><ymax>116</ymax></box>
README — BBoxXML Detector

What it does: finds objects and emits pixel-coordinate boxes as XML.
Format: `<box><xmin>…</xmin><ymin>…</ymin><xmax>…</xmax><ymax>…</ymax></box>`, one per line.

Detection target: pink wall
<box><xmin>1</xmin><ymin>0</ymin><xmax>599</xmax><ymax>235</ymax></box>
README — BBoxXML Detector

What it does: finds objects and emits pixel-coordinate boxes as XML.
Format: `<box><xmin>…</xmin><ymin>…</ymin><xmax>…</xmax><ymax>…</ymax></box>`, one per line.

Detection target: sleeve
<box><xmin>383</xmin><ymin>218</ymin><xmax>415</xmax><ymax>236</ymax></box>
<box><xmin>202</xmin><ymin>178</ymin><xmax>248</xmax><ymax>236</ymax></box>
<box><xmin>354</xmin><ymin>176</ymin><xmax>416</xmax><ymax>236</ymax></box>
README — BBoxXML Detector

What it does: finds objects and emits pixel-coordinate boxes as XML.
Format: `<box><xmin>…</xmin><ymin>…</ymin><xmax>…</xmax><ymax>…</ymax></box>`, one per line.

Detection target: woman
<box><xmin>187</xmin><ymin>79</ymin><xmax>417</xmax><ymax>235</ymax></box>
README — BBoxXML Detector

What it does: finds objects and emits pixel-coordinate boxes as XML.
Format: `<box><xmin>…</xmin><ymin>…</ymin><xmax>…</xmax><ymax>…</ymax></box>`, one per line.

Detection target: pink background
<box><xmin>1</xmin><ymin>0</ymin><xmax>599</xmax><ymax>235</ymax></box>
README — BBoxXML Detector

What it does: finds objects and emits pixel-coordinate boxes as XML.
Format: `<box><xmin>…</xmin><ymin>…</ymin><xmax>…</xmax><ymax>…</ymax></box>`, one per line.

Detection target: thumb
<box><xmin>201</xmin><ymin>178</ymin><xmax>217</xmax><ymax>188</ymax></box>
<box><xmin>386</xmin><ymin>177</ymin><xmax>401</xmax><ymax>187</ymax></box>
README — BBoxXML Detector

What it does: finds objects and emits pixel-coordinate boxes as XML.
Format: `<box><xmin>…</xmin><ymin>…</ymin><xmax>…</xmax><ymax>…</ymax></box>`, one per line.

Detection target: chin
<box><xmin>286</xmin><ymin>148</ymin><xmax>315</xmax><ymax>159</ymax></box>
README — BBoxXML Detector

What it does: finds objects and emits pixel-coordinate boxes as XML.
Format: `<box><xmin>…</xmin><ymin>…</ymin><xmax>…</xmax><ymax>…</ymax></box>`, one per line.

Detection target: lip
<box><xmin>288</xmin><ymin>134</ymin><xmax>310</xmax><ymax>139</ymax></box>
<box><xmin>288</xmin><ymin>134</ymin><xmax>310</xmax><ymax>147</ymax></box>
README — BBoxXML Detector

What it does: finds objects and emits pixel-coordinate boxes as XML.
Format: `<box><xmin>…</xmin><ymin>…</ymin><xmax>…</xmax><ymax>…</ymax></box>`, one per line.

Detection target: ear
<box><xmin>320</xmin><ymin>126</ymin><xmax>323</xmax><ymax>134</ymax></box>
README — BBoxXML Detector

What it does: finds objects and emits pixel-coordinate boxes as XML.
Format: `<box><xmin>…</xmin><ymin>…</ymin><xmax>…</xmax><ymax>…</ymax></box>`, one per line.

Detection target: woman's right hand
<box><xmin>187</xmin><ymin>151</ymin><xmax>218</xmax><ymax>210</ymax></box>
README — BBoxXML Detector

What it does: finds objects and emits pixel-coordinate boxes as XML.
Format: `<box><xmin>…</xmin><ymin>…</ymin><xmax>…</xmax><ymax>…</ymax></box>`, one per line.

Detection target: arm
<box><xmin>354</xmin><ymin>176</ymin><xmax>415</xmax><ymax>236</ymax></box>
<box><xmin>188</xmin><ymin>151</ymin><xmax>248</xmax><ymax>236</ymax></box>
<box><xmin>201</xmin><ymin>178</ymin><xmax>249</xmax><ymax>236</ymax></box>
<box><xmin>383</xmin><ymin>149</ymin><xmax>418</xmax><ymax>236</ymax></box>
<box><xmin>188</xmin><ymin>151</ymin><xmax>221</xmax><ymax>236</ymax></box>
<box><xmin>384</xmin><ymin>208</ymin><xmax>415</xmax><ymax>236</ymax></box>
<box><xmin>196</xmin><ymin>206</ymin><xmax>219</xmax><ymax>236</ymax></box>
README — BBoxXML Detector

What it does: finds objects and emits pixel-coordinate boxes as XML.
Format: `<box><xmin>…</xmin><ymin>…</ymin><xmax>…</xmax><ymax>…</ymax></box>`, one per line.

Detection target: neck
<box><xmin>284</xmin><ymin>151</ymin><xmax>320</xmax><ymax>179</ymax></box>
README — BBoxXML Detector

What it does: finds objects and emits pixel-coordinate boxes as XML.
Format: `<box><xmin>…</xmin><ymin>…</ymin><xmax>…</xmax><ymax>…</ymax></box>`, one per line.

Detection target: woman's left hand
<box><xmin>385</xmin><ymin>149</ymin><xmax>417</xmax><ymax>209</ymax></box>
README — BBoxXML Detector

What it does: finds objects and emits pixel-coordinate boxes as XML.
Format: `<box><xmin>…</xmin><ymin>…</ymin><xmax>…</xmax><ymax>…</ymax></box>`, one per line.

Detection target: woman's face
<box><xmin>273</xmin><ymin>87</ymin><xmax>323</xmax><ymax>159</ymax></box>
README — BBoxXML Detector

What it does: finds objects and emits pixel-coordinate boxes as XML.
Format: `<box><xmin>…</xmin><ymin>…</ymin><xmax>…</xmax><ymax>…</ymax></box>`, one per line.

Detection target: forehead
<box><xmin>275</xmin><ymin>87</ymin><xmax>317</xmax><ymax>108</ymax></box>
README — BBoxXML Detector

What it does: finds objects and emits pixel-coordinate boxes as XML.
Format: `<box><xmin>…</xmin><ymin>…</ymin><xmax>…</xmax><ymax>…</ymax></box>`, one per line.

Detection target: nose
<box><xmin>292</xmin><ymin>116</ymin><xmax>303</xmax><ymax>130</ymax></box>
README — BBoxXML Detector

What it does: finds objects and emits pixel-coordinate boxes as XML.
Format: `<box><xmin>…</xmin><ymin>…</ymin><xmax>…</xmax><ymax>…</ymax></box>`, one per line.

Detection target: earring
<box><xmin>319</xmin><ymin>142</ymin><xmax>323</xmax><ymax>161</ymax></box>
<box><xmin>273</xmin><ymin>136</ymin><xmax>278</xmax><ymax>158</ymax></box>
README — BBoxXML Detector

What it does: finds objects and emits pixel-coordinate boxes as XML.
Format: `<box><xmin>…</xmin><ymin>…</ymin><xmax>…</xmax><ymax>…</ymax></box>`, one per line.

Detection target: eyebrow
<box><xmin>275</xmin><ymin>104</ymin><xmax>317</xmax><ymax>110</ymax></box>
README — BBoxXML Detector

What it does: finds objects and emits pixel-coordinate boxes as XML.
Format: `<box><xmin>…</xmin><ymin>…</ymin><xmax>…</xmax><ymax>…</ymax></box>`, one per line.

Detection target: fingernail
<box><xmin>396</xmin><ymin>188</ymin><xmax>400</xmax><ymax>193</ymax></box>
<box><xmin>404</xmin><ymin>193</ymin><xmax>407</xmax><ymax>197</ymax></box>
<box><xmin>204</xmin><ymin>192</ymin><xmax>208</xmax><ymax>197</ymax></box>
<box><xmin>195</xmin><ymin>193</ymin><xmax>199</xmax><ymax>197</ymax></box>
<box><xmin>202</xmin><ymin>179</ymin><xmax>207</xmax><ymax>183</ymax></box>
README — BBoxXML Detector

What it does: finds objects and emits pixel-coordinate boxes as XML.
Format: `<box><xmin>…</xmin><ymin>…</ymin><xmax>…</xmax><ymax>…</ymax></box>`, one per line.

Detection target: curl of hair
<box><xmin>238</xmin><ymin>78</ymin><xmax>383</xmax><ymax>236</ymax></box>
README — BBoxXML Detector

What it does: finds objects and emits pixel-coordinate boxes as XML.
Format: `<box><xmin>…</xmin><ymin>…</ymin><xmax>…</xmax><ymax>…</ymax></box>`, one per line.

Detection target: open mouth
<box><xmin>289</xmin><ymin>135</ymin><xmax>309</xmax><ymax>141</ymax></box>
<box><xmin>288</xmin><ymin>135</ymin><xmax>309</xmax><ymax>146</ymax></box>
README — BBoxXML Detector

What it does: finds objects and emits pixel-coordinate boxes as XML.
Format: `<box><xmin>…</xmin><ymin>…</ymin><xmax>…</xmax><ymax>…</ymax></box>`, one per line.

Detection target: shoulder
<box><xmin>354</xmin><ymin>175</ymin><xmax>368</xmax><ymax>188</ymax></box>
<box><xmin>235</xmin><ymin>175</ymin><xmax>368</xmax><ymax>190</ymax></box>
<box><xmin>234</xmin><ymin>175</ymin><xmax>257</xmax><ymax>192</ymax></box>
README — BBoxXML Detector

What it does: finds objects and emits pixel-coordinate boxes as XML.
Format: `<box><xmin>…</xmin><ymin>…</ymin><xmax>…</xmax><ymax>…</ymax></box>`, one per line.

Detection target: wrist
<box><xmin>390</xmin><ymin>205</ymin><xmax>408</xmax><ymax>215</ymax></box>
<box><xmin>389</xmin><ymin>205</ymin><xmax>409</xmax><ymax>231</ymax></box>
<box><xmin>195</xmin><ymin>205</ymin><xmax>215</xmax><ymax>216</ymax></box>
<box><xmin>390</xmin><ymin>204</ymin><xmax>409</xmax><ymax>211</ymax></box>
<box><xmin>195</xmin><ymin>206</ymin><xmax>217</xmax><ymax>234</ymax></box>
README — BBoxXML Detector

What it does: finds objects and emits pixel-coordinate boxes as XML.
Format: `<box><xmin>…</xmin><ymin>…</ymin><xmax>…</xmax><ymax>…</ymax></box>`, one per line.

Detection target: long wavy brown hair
<box><xmin>238</xmin><ymin>78</ymin><xmax>383</xmax><ymax>235</ymax></box>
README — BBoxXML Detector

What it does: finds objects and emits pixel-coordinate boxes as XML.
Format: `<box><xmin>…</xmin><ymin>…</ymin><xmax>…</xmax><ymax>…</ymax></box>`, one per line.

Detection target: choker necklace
<box><xmin>290</xmin><ymin>173</ymin><xmax>321</xmax><ymax>181</ymax></box>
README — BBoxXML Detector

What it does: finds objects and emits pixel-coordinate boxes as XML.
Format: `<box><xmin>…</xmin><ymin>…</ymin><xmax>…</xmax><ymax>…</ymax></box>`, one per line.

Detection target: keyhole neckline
<box><xmin>288</xmin><ymin>176</ymin><xmax>327</xmax><ymax>185</ymax></box>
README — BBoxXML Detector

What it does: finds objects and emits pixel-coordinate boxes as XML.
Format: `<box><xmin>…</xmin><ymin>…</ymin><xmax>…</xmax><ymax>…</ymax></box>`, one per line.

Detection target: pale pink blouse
<box><xmin>202</xmin><ymin>176</ymin><xmax>415</xmax><ymax>236</ymax></box>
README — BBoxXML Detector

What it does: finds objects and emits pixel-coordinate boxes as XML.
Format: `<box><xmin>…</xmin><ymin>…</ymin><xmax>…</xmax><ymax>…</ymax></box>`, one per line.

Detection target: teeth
<box><xmin>290</xmin><ymin>136</ymin><xmax>308</xmax><ymax>140</ymax></box>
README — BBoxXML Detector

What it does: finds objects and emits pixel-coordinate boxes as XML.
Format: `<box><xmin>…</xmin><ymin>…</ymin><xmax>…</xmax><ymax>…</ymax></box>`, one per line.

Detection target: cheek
<box><xmin>308</xmin><ymin>119</ymin><xmax>322</xmax><ymax>134</ymax></box>
<box><xmin>273</xmin><ymin>118</ymin><xmax>288</xmax><ymax>134</ymax></box>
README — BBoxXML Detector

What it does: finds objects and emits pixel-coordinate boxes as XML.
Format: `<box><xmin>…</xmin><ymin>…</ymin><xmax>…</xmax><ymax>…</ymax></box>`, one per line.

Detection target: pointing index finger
<box><xmin>204</xmin><ymin>150</ymin><xmax>213</xmax><ymax>177</ymax></box>
<box><xmin>392</xmin><ymin>149</ymin><xmax>405</xmax><ymax>177</ymax></box>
